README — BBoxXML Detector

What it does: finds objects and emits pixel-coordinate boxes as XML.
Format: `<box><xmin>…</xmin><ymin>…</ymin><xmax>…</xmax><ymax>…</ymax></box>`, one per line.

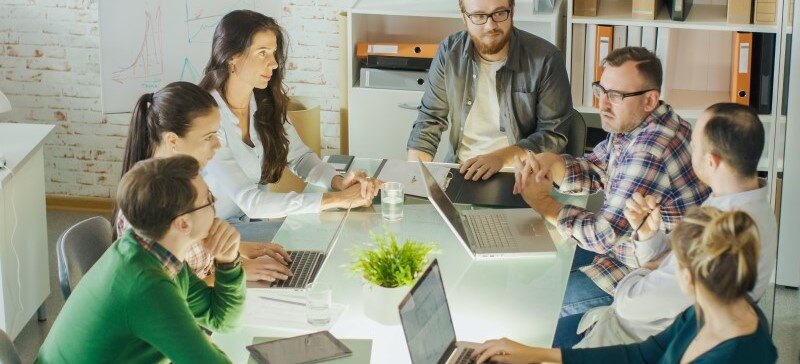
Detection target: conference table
<box><xmin>213</xmin><ymin>159</ymin><xmax>588</xmax><ymax>363</ymax></box>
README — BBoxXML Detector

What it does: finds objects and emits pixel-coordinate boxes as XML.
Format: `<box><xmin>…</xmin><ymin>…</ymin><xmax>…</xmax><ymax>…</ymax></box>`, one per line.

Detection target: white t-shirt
<box><xmin>456</xmin><ymin>57</ymin><xmax>510</xmax><ymax>162</ymax></box>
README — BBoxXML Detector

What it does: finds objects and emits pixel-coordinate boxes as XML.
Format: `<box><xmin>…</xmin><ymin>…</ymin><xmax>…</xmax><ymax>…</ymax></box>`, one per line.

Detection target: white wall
<box><xmin>0</xmin><ymin>0</ymin><xmax>353</xmax><ymax>198</ymax></box>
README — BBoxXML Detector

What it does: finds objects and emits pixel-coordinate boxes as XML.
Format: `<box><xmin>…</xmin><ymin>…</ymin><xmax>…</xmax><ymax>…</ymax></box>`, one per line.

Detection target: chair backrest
<box><xmin>0</xmin><ymin>328</ymin><xmax>21</xmax><ymax>364</ymax></box>
<box><xmin>56</xmin><ymin>216</ymin><xmax>113</xmax><ymax>300</ymax></box>
<box><xmin>565</xmin><ymin>110</ymin><xmax>587</xmax><ymax>158</ymax></box>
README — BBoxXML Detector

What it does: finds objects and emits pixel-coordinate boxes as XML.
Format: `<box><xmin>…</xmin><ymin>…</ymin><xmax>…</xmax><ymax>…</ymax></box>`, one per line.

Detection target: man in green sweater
<box><xmin>38</xmin><ymin>155</ymin><xmax>246</xmax><ymax>363</ymax></box>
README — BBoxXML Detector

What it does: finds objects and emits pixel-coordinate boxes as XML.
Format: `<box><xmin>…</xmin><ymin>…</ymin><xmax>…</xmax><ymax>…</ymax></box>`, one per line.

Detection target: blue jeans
<box><xmin>227</xmin><ymin>214</ymin><xmax>284</xmax><ymax>243</ymax></box>
<box><xmin>559</xmin><ymin>247</ymin><xmax>614</xmax><ymax>318</ymax></box>
<box><xmin>552</xmin><ymin>247</ymin><xmax>614</xmax><ymax>348</ymax></box>
<box><xmin>552</xmin><ymin>313</ymin><xmax>585</xmax><ymax>348</ymax></box>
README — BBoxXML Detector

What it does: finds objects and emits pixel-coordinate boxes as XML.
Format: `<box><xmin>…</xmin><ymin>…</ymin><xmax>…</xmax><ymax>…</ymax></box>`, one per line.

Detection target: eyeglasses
<box><xmin>171</xmin><ymin>191</ymin><xmax>216</xmax><ymax>221</ymax></box>
<box><xmin>591</xmin><ymin>81</ymin><xmax>658</xmax><ymax>105</ymax></box>
<box><xmin>463</xmin><ymin>9</ymin><xmax>512</xmax><ymax>25</ymax></box>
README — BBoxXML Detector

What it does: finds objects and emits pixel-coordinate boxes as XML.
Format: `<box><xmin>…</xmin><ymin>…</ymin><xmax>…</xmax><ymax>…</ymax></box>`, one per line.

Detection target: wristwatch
<box><xmin>215</xmin><ymin>253</ymin><xmax>242</xmax><ymax>271</ymax></box>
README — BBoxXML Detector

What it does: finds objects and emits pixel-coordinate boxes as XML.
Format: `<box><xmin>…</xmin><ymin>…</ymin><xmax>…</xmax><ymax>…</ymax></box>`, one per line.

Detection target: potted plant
<box><xmin>349</xmin><ymin>228</ymin><xmax>436</xmax><ymax>325</ymax></box>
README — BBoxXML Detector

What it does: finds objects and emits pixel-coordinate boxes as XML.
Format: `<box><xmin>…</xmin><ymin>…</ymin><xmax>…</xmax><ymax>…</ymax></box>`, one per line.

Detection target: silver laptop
<box><xmin>248</xmin><ymin>206</ymin><xmax>351</xmax><ymax>290</ymax></box>
<box><xmin>399</xmin><ymin>259</ymin><xmax>494</xmax><ymax>364</ymax></box>
<box><xmin>418</xmin><ymin>160</ymin><xmax>555</xmax><ymax>260</ymax></box>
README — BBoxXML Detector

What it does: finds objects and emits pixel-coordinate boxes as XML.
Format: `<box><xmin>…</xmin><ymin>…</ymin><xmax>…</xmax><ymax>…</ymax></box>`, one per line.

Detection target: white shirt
<box><xmin>456</xmin><ymin>57</ymin><xmax>510</xmax><ymax>162</ymax></box>
<box><xmin>611</xmin><ymin>185</ymin><xmax>777</xmax><ymax>341</ymax></box>
<box><xmin>203</xmin><ymin>90</ymin><xmax>338</xmax><ymax>220</ymax></box>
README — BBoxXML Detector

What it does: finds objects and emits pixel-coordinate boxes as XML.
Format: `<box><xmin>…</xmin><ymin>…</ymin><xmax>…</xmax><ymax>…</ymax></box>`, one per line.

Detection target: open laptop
<box><xmin>418</xmin><ymin>160</ymin><xmax>556</xmax><ymax>260</ymax></box>
<box><xmin>248</xmin><ymin>206</ymin><xmax>351</xmax><ymax>290</ymax></box>
<box><xmin>399</xmin><ymin>259</ymin><xmax>495</xmax><ymax>364</ymax></box>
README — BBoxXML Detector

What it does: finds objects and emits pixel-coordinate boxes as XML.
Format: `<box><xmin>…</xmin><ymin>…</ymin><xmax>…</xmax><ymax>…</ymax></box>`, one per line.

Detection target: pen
<box><xmin>632</xmin><ymin>209</ymin><xmax>654</xmax><ymax>241</ymax></box>
<box><xmin>260</xmin><ymin>296</ymin><xmax>305</xmax><ymax>306</ymax></box>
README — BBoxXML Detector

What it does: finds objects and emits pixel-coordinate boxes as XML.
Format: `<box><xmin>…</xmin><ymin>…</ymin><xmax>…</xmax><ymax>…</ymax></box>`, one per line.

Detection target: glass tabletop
<box><xmin>213</xmin><ymin>158</ymin><xmax>587</xmax><ymax>363</ymax></box>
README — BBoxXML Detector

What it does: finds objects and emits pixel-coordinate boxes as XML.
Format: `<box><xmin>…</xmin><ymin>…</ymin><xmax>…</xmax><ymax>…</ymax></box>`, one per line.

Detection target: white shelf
<box><xmin>351</xmin><ymin>0</ymin><xmax>560</xmax><ymax>22</ymax></box>
<box><xmin>571</xmin><ymin>1</ymin><xmax>780</xmax><ymax>33</ymax></box>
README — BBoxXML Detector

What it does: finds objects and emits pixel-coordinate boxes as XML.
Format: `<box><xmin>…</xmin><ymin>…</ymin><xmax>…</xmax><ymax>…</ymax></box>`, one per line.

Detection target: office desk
<box><xmin>0</xmin><ymin>123</ymin><xmax>54</xmax><ymax>339</ymax></box>
<box><xmin>214</xmin><ymin>160</ymin><xmax>586</xmax><ymax>363</ymax></box>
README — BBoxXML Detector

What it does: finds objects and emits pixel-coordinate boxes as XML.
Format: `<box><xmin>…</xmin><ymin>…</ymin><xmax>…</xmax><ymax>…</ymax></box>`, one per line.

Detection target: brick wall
<box><xmin>0</xmin><ymin>0</ymin><xmax>351</xmax><ymax>198</ymax></box>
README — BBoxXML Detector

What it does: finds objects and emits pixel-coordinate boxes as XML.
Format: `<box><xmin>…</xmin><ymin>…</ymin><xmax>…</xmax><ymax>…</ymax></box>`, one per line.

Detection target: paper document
<box><xmin>244</xmin><ymin>292</ymin><xmax>347</xmax><ymax>332</ymax></box>
<box><xmin>373</xmin><ymin>159</ymin><xmax>451</xmax><ymax>197</ymax></box>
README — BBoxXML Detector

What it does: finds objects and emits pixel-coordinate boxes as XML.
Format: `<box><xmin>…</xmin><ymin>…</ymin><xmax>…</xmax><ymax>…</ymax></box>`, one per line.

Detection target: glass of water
<box><xmin>305</xmin><ymin>283</ymin><xmax>332</xmax><ymax>326</ymax></box>
<box><xmin>381</xmin><ymin>182</ymin><xmax>404</xmax><ymax>221</ymax></box>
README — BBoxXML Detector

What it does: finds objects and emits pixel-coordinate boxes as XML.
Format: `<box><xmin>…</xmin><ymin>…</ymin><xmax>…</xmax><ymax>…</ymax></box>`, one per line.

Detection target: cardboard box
<box><xmin>632</xmin><ymin>0</ymin><xmax>663</xmax><ymax>19</ymax></box>
<box><xmin>727</xmin><ymin>0</ymin><xmax>753</xmax><ymax>24</ymax></box>
<box><xmin>754</xmin><ymin>0</ymin><xmax>777</xmax><ymax>25</ymax></box>
<box><xmin>574</xmin><ymin>0</ymin><xmax>598</xmax><ymax>16</ymax></box>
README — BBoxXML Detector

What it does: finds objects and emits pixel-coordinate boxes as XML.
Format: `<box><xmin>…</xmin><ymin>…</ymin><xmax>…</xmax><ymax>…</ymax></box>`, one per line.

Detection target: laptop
<box><xmin>418</xmin><ymin>160</ymin><xmax>556</xmax><ymax>260</ymax></box>
<box><xmin>399</xmin><ymin>259</ymin><xmax>495</xmax><ymax>364</ymax></box>
<box><xmin>248</xmin><ymin>206</ymin><xmax>351</xmax><ymax>290</ymax></box>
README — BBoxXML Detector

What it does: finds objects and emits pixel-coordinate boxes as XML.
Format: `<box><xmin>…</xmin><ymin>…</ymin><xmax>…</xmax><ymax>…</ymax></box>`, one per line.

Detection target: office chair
<box><xmin>56</xmin><ymin>216</ymin><xmax>113</xmax><ymax>300</ymax></box>
<box><xmin>0</xmin><ymin>328</ymin><xmax>21</xmax><ymax>364</ymax></box>
<box><xmin>565</xmin><ymin>109</ymin><xmax>587</xmax><ymax>158</ymax></box>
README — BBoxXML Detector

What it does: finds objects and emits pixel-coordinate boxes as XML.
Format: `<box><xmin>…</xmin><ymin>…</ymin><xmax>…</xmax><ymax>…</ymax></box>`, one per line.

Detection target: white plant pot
<box><xmin>362</xmin><ymin>283</ymin><xmax>410</xmax><ymax>326</ymax></box>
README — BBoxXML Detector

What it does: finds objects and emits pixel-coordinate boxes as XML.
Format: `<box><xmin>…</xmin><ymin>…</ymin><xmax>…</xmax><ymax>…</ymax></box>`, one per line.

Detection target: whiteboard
<box><xmin>99</xmin><ymin>0</ymin><xmax>281</xmax><ymax>114</ymax></box>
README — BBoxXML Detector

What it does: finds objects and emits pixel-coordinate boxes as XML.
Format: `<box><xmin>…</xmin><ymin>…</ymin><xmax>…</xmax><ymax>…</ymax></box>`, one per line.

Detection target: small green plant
<box><xmin>349</xmin><ymin>228</ymin><xmax>436</xmax><ymax>288</ymax></box>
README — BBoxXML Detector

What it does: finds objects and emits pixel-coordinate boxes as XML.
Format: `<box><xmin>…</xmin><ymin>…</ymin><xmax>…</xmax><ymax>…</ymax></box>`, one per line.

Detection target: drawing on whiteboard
<box><xmin>111</xmin><ymin>7</ymin><xmax>164</xmax><ymax>84</ymax></box>
<box><xmin>179</xmin><ymin>57</ymin><xmax>202</xmax><ymax>83</ymax></box>
<box><xmin>184</xmin><ymin>0</ymin><xmax>256</xmax><ymax>44</ymax></box>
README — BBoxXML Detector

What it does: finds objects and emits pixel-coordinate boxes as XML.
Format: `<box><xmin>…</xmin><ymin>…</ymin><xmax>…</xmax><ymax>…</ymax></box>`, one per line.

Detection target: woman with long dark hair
<box><xmin>200</xmin><ymin>10</ymin><xmax>379</xmax><ymax>241</ymax></box>
<box><xmin>117</xmin><ymin>81</ymin><xmax>292</xmax><ymax>283</ymax></box>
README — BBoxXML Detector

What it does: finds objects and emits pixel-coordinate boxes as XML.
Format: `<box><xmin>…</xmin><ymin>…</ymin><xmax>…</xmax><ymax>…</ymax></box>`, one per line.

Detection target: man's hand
<box><xmin>624</xmin><ymin>192</ymin><xmax>661</xmax><ymax>241</ymax></box>
<box><xmin>239</xmin><ymin>241</ymin><xmax>292</xmax><ymax>265</ymax></box>
<box><xmin>514</xmin><ymin>155</ymin><xmax>553</xmax><ymax>205</ymax></box>
<box><xmin>242</xmin><ymin>256</ymin><xmax>293</xmax><ymax>282</ymax></box>
<box><xmin>202</xmin><ymin>218</ymin><xmax>241</xmax><ymax>263</ymax></box>
<box><xmin>460</xmin><ymin>152</ymin><xmax>505</xmax><ymax>181</ymax></box>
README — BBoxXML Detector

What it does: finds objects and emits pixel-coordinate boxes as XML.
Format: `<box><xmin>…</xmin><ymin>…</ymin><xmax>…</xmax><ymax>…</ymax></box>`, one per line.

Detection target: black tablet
<box><xmin>246</xmin><ymin>331</ymin><xmax>352</xmax><ymax>364</ymax></box>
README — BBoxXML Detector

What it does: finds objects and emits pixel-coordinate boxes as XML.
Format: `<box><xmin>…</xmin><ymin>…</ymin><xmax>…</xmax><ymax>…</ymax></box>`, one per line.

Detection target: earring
<box><xmin>230</xmin><ymin>63</ymin><xmax>236</xmax><ymax>74</ymax></box>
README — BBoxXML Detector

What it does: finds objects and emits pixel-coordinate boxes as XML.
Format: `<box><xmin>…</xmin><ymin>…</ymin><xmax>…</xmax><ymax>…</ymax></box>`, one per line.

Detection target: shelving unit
<box><xmin>566</xmin><ymin>0</ymin><xmax>789</xmax><ymax>191</ymax></box>
<box><xmin>347</xmin><ymin>0</ymin><xmax>566</xmax><ymax>160</ymax></box>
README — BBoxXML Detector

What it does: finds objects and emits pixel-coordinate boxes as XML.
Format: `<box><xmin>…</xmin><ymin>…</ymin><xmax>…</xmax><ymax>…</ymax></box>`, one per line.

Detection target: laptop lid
<box><xmin>398</xmin><ymin>259</ymin><xmax>459</xmax><ymax>364</ymax></box>
<box><xmin>418</xmin><ymin>160</ymin><xmax>475</xmax><ymax>258</ymax></box>
<box><xmin>312</xmin><ymin>203</ymin><xmax>353</xmax><ymax>276</ymax></box>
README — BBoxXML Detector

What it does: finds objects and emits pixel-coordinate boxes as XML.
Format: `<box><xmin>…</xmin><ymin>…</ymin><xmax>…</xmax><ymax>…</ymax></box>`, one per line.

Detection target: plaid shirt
<box><xmin>131</xmin><ymin>232</ymin><xmax>184</xmax><ymax>279</ymax></box>
<box><xmin>116</xmin><ymin>213</ymin><xmax>215</xmax><ymax>279</ymax></box>
<box><xmin>556</xmin><ymin>102</ymin><xmax>710</xmax><ymax>295</ymax></box>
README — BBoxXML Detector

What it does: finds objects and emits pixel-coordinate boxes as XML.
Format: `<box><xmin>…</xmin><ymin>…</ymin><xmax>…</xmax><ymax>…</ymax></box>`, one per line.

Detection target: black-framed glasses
<box><xmin>171</xmin><ymin>191</ymin><xmax>216</xmax><ymax>221</ymax></box>
<box><xmin>463</xmin><ymin>9</ymin><xmax>512</xmax><ymax>25</ymax></box>
<box><xmin>592</xmin><ymin>81</ymin><xmax>658</xmax><ymax>105</ymax></box>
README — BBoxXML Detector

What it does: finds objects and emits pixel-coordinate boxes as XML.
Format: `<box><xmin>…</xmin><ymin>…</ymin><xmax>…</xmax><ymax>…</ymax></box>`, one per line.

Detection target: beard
<box><xmin>469</xmin><ymin>26</ymin><xmax>512</xmax><ymax>56</ymax></box>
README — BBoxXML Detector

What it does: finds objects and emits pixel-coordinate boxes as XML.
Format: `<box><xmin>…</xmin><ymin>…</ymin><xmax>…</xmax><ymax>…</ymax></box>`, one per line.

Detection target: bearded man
<box><xmin>406</xmin><ymin>0</ymin><xmax>573</xmax><ymax>181</ymax></box>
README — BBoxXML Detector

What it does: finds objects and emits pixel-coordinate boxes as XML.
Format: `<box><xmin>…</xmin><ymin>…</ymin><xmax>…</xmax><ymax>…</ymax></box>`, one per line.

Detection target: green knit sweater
<box><xmin>37</xmin><ymin>230</ymin><xmax>246</xmax><ymax>363</ymax></box>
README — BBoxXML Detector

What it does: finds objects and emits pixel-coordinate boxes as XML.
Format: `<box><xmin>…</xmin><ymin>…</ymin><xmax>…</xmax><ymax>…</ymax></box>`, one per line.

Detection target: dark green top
<box><xmin>562</xmin><ymin>304</ymin><xmax>777</xmax><ymax>364</ymax></box>
<box><xmin>37</xmin><ymin>230</ymin><xmax>246</xmax><ymax>363</ymax></box>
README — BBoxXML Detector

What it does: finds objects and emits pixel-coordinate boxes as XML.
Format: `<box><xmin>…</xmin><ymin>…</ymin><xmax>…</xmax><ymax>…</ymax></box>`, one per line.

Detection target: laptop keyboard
<box><xmin>455</xmin><ymin>348</ymin><xmax>475</xmax><ymax>364</ymax></box>
<box><xmin>272</xmin><ymin>250</ymin><xmax>322</xmax><ymax>288</ymax></box>
<box><xmin>465</xmin><ymin>213</ymin><xmax>516</xmax><ymax>248</ymax></box>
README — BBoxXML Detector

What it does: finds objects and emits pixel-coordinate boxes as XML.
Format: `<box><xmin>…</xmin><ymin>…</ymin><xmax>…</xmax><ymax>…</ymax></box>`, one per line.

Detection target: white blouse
<box><xmin>203</xmin><ymin>90</ymin><xmax>338</xmax><ymax>220</ymax></box>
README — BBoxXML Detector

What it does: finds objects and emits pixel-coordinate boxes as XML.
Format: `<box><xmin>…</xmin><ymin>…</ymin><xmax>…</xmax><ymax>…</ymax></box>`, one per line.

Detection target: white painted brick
<box><xmin>5</xmin><ymin>1</ymin><xmax>347</xmax><ymax>197</ymax></box>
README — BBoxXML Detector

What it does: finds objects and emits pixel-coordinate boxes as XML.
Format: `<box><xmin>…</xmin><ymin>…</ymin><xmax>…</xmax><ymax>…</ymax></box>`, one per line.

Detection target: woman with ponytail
<box><xmin>470</xmin><ymin>207</ymin><xmax>777</xmax><ymax>363</ymax></box>
<box><xmin>118</xmin><ymin>81</ymin><xmax>293</xmax><ymax>283</ymax></box>
<box><xmin>199</xmin><ymin>10</ymin><xmax>380</xmax><ymax>242</ymax></box>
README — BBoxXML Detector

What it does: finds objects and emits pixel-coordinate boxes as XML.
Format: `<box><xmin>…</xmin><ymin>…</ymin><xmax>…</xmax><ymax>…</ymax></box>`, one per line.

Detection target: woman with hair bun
<box><xmin>472</xmin><ymin>206</ymin><xmax>778</xmax><ymax>364</ymax></box>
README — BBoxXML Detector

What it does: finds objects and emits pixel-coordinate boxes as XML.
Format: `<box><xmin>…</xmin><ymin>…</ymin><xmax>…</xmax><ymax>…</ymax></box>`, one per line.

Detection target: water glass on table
<box><xmin>381</xmin><ymin>182</ymin><xmax>404</xmax><ymax>221</ymax></box>
<box><xmin>305</xmin><ymin>283</ymin><xmax>332</xmax><ymax>326</ymax></box>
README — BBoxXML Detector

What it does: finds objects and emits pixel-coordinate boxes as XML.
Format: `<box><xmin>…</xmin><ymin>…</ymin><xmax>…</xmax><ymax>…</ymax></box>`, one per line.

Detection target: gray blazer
<box><xmin>406</xmin><ymin>28</ymin><xmax>573</xmax><ymax>161</ymax></box>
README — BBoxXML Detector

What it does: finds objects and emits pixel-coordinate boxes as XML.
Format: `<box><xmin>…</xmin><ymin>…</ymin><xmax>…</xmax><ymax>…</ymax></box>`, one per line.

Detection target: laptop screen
<box><xmin>399</xmin><ymin>260</ymin><xmax>457</xmax><ymax>364</ymax></box>
<box><xmin>417</xmin><ymin>161</ymin><xmax>471</xmax><ymax>244</ymax></box>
